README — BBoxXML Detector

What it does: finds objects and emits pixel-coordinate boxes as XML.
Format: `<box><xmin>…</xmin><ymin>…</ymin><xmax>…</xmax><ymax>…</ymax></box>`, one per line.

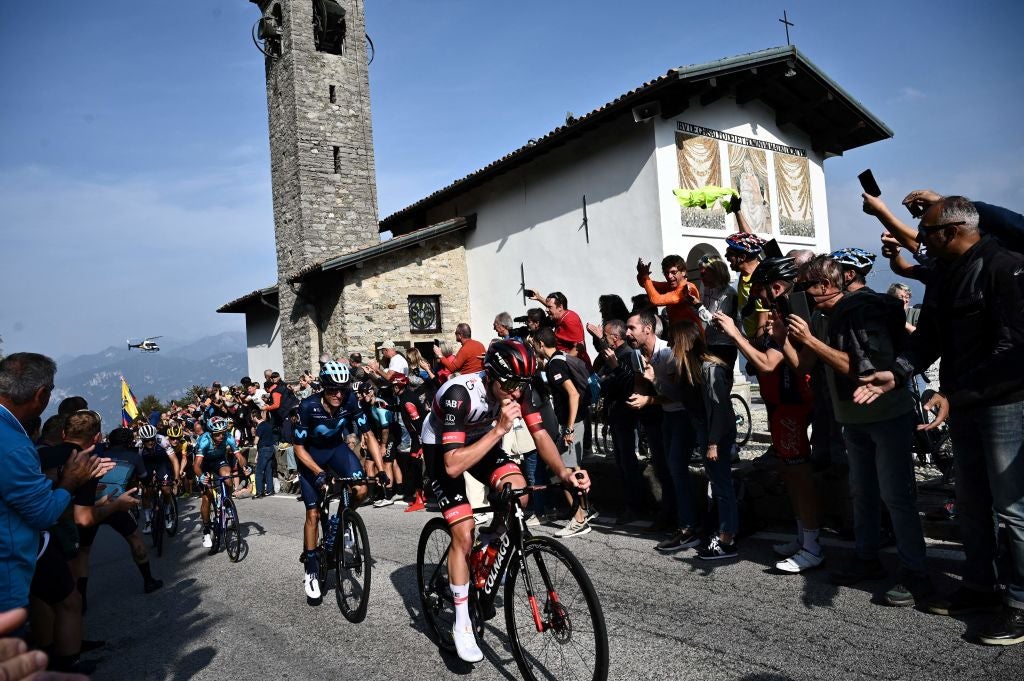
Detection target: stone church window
<box><xmin>408</xmin><ymin>295</ymin><xmax>441</xmax><ymax>333</ymax></box>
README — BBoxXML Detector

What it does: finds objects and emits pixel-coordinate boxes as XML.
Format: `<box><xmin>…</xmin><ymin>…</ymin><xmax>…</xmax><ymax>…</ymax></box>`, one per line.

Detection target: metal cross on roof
<box><xmin>779</xmin><ymin>10</ymin><xmax>794</xmax><ymax>46</ymax></box>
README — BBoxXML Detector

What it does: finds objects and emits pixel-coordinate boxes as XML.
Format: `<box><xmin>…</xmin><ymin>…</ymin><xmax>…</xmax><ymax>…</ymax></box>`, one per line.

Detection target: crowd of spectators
<box><xmin>2</xmin><ymin>186</ymin><xmax>1021</xmax><ymax>675</ymax></box>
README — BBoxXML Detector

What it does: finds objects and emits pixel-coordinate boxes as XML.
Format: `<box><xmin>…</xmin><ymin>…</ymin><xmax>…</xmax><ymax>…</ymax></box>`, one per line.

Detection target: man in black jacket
<box><xmin>595</xmin><ymin>319</ymin><xmax>646</xmax><ymax>524</ymax></box>
<box><xmin>856</xmin><ymin>196</ymin><xmax>1024</xmax><ymax>646</ymax></box>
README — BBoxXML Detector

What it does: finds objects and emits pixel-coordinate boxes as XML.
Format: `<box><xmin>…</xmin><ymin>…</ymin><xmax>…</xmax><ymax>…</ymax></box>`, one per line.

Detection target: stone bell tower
<box><xmin>250</xmin><ymin>0</ymin><xmax>379</xmax><ymax>378</ymax></box>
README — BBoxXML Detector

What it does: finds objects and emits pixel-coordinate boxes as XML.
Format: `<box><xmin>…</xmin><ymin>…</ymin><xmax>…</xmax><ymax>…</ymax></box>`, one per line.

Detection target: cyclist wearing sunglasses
<box><xmin>420</xmin><ymin>339</ymin><xmax>592</xmax><ymax>663</ymax></box>
<box><xmin>293</xmin><ymin>361</ymin><xmax>387</xmax><ymax>600</ymax></box>
<box><xmin>194</xmin><ymin>417</ymin><xmax>248</xmax><ymax>549</ymax></box>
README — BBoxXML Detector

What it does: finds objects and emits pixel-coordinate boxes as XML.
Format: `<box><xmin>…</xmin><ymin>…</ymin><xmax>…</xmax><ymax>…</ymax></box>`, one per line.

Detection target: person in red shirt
<box><xmin>526</xmin><ymin>289</ymin><xmax>588</xmax><ymax>360</ymax></box>
<box><xmin>636</xmin><ymin>254</ymin><xmax>704</xmax><ymax>330</ymax></box>
<box><xmin>434</xmin><ymin>323</ymin><xmax>486</xmax><ymax>375</ymax></box>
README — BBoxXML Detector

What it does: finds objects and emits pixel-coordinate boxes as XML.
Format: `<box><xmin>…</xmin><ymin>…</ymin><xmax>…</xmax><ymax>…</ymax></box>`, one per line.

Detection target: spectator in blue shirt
<box><xmin>0</xmin><ymin>353</ymin><xmax>110</xmax><ymax>612</ymax></box>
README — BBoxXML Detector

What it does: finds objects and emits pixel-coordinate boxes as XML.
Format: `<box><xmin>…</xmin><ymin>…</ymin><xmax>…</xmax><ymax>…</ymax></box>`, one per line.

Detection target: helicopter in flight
<box><xmin>127</xmin><ymin>336</ymin><xmax>162</xmax><ymax>352</ymax></box>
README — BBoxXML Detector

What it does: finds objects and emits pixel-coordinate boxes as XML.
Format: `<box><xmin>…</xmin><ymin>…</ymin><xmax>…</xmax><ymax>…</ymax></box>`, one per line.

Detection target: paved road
<box><xmin>83</xmin><ymin>495</ymin><xmax>1022</xmax><ymax>681</ymax></box>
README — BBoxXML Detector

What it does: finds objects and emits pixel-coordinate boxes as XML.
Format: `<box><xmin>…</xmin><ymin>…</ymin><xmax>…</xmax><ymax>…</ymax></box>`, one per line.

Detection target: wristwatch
<box><xmin>563</xmin><ymin>426</ymin><xmax>575</xmax><ymax>435</ymax></box>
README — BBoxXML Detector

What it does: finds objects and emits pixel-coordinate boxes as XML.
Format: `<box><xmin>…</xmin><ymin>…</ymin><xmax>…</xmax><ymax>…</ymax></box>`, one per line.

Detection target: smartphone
<box><xmin>762</xmin><ymin>239</ymin><xmax>783</xmax><ymax>259</ymax></box>
<box><xmin>95</xmin><ymin>460</ymin><xmax>135</xmax><ymax>501</ymax></box>
<box><xmin>524</xmin><ymin>289</ymin><xmax>536</xmax><ymax>299</ymax></box>
<box><xmin>789</xmin><ymin>291</ymin><xmax>812</xmax><ymax>324</ymax></box>
<box><xmin>433</xmin><ymin>338</ymin><xmax>441</xmax><ymax>346</ymax></box>
<box><xmin>858</xmin><ymin>169</ymin><xmax>881</xmax><ymax>197</ymax></box>
<box><xmin>629</xmin><ymin>348</ymin><xmax>644</xmax><ymax>373</ymax></box>
<box><xmin>774</xmin><ymin>295</ymin><xmax>793</xmax><ymax>319</ymax></box>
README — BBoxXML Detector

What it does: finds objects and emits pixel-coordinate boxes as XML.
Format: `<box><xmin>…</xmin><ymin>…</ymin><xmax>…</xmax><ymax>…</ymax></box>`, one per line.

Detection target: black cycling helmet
<box><xmin>750</xmin><ymin>256</ymin><xmax>799</xmax><ymax>285</ymax></box>
<box><xmin>484</xmin><ymin>339</ymin><xmax>537</xmax><ymax>386</ymax></box>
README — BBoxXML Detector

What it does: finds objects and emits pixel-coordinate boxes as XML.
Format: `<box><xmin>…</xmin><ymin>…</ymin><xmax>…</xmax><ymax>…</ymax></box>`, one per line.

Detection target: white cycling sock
<box><xmin>451</xmin><ymin>582</ymin><xmax>471</xmax><ymax>632</ymax></box>
<box><xmin>802</xmin><ymin>527</ymin><xmax>821</xmax><ymax>555</ymax></box>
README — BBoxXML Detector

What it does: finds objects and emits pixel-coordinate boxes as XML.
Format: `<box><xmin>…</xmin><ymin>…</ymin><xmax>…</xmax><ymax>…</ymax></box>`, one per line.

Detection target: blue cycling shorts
<box><xmin>297</xmin><ymin>444</ymin><xmax>365</xmax><ymax>510</ymax></box>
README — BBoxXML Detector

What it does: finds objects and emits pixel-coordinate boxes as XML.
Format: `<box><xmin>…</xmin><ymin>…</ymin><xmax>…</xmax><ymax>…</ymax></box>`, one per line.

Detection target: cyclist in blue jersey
<box><xmin>294</xmin><ymin>361</ymin><xmax>389</xmax><ymax>599</ymax></box>
<box><xmin>194</xmin><ymin>416</ymin><xmax>248</xmax><ymax>549</ymax></box>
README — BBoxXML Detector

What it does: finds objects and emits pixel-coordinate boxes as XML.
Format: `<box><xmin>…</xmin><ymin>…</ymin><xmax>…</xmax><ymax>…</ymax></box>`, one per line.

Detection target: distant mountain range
<box><xmin>44</xmin><ymin>332</ymin><xmax>247</xmax><ymax>429</ymax></box>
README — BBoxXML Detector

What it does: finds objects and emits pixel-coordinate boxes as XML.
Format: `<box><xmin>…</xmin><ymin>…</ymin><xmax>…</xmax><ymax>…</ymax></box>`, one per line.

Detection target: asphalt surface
<box><xmin>83</xmin><ymin>494</ymin><xmax>1023</xmax><ymax>681</ymax></box>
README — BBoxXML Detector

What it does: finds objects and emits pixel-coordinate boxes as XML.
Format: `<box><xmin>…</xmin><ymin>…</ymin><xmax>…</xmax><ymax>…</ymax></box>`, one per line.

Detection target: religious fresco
<box><xmin>675</xmin><ymin>132</ymin><xmax>726</xmax><ymax>230</ymax></box>
<box><xmin>775</xmin><ymin>153</ymin><xmax>815</xmax><ymax>237</ymax></box>
<box><xmin>727</xmin><ymin>144</ymin><xmax>772</xmax><ymax>234</ymax></box>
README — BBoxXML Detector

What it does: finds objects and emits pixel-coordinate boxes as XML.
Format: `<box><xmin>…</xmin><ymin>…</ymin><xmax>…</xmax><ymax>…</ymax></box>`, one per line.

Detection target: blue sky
<box><xmin>2</xmin><ymin>0</ymin><xmax>1022</xmax><ymax>360</ymax></box>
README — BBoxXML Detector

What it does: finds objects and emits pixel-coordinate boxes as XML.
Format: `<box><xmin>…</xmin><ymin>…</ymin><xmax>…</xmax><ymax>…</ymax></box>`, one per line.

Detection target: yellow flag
<box><xmin>121</xmin><ymin>377</ymin><xmax>140</xmax><ymax>426</ymax></box>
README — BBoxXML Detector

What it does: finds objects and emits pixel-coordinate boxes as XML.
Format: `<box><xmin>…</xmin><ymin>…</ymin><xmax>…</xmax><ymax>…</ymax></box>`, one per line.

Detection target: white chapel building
<box><xmin>221</xmin><ymin>2</ymin><xmax>891</xmax><ymax>380</ymax></box>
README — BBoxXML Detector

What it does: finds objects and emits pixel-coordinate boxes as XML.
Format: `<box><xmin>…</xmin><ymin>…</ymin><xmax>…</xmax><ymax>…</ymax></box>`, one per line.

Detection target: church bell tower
<box><xmin>250</xmin><ymin>0</ymin><xmax>379</xmax><ymax>378</ymax></box>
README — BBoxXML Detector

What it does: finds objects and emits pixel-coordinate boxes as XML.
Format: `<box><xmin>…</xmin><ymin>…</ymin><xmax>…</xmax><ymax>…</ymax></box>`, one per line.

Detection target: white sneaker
<box><xmin>165</xmin><ymin>514</ymin><xmax>173</xmax><ymax>530</ymax></box>
<box><xmin>555</xmin><ymin>519</ymin><xmax>592</xmax><ymax>538</ymax></box>
<box><xmin>525</xmin><ymin>515</ymin><xmax>542</xmax><ymax>527</ymax></box>
<box><xmin>772</xmin><ymin>538</ymin><xmax>801</xmax><ymax>557</ymax></box>
<box><xmin>452</xmin><ymin>625</ymin><xmax>484</xmax><ymax>663</ymax></box>
<box><xmin>373</xmin><ymin>498</ymin><xmax>394</xmax><ymax>508</ymax></box>
<box><xmin>473</xmin><ymin>512</ymin><xmax>493</xmax><ymax>526</ymax></box>
<box><xmin>775</xmin><ymin>548</ymin><xmax>825</xmax><ymax>574</ymax></box>
<box><xmin>202</xmin><ymin>533</ymin><xmax>213</xmax><ymax>548</ymax></box>
<box><xmin>304</xmin><ymin>573</ymin><xmax>321</xmax><ymax>599</ymax></box>
<box><xmin>143</xmin><ymin>522</ymin><xmax>152</xmax><ymax>535</ymax></box>
<box><xmin>343</xmin><ymin>527</ymin><xmax>355</xmax><ymax>550</ymax></box>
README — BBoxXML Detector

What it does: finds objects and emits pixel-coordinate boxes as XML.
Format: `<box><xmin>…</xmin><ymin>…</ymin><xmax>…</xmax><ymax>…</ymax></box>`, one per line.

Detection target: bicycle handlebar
<box><xmin>478</xmin><ymin>480</ymin><xmax>589</xmax><ymax>515</ymax></box>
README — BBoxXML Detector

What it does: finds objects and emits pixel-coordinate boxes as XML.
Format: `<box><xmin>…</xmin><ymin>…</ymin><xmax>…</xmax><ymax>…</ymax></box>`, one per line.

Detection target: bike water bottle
<box><xmin>325</xmin><ymin>515</ymin><xmax>339</xmax><ymax>551</ymax></box>
<box><xmin>482</xmin><ymin>542</ymin><xmax>500</xmax><ymax>577</ymax></box>
<box><xmin>471</xmin><ymin>543</ymin><xmax>487</xmax><ymax>590</ymax></box>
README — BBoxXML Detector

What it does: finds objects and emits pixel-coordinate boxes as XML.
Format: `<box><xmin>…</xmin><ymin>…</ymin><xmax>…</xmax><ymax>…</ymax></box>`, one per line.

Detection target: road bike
<box><xmin>145</xmin><ymin>477</ymin><xmax>179</xmax><ymax>558</ymax></box>
<box><xmin>310</xmin><ymin>475</ymin><xmax>382</xmax><ymax>622</ymax></box>
<box><xmin>207</xmin><ymin>474</ymin><xmax>244</xmax><ymax>562</ymax></box>
<box><xmin>417</xmin><ymin>481</ymin><xmax>609</xmax><ymax>681</ymax></box>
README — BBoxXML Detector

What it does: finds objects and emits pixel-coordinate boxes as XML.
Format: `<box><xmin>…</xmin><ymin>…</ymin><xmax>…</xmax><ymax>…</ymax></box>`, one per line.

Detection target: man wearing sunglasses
<box><xmin>420</xmin><ymin>339</ymin><xmax>591</xmax><ymax>663</ymax></box>
<box><xmin>855</xmin><ymin>196</ymin><xmax>1024</xmax><ymax>645</ymax></box>
<box><xmin>292</xmin><ymin>362</ymin><xmax>387</xmax><ymax>600</ymax></box>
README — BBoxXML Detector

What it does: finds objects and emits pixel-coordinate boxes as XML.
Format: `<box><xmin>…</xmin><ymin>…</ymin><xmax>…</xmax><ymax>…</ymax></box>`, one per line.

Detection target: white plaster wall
<box><xmin>245</xmin><ymin>306</ymin><xmax>284</xmax><ymax>378</ymax></box>
<box><xmin>423</xmin><ymin>115</ymin><xmax>664</xmax><ymax>340</ymax></box>
<box><xmin>653</xmin><ymin>96</ymin><xmax>833</xmax><ymax>268</ymax></box>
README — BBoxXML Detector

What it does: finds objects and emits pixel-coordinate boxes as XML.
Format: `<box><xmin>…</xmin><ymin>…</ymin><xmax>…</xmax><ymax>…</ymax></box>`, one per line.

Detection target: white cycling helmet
<box><xmin>138</xmin><ymin>424</ymin><xmax>158</xmax><ymax>441</ymax></box>
<box><xmin>319</xmin><ymin>361</ymin><xmax>351</xmax><ymax>389</ymax></box>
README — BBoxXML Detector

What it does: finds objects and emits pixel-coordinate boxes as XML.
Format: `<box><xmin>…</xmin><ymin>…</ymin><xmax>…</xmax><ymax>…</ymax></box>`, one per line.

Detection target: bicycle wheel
<box><xmin>416</xmin><ymin>517</ymin><xmax>457</xmax><ymax>653</ymax></box>
<box><xmin>152</xmin><ymin>503</ymin><xmax>164</xmax><ymax>557</ymax></box>
<box><xmin>165</xmin><ymin>494</ymin><xmax>179</xmax><ymax>537</ymax></box>
<box><xmin>732</xmin><ymin>394</ymin><xmax>752</xmax><ymax>447</ymax></box>
<box><xmin>504</xmin><ymin>537</ymin><xmax>609</xmax><ymax>681</ymax></box>
<box><xmin>335</xmin><ymin>510</ymin><xmax>371</xmax><ymax>622</ymax></box>
<box><xmin>225</xmin><ymin>499</ymin><xmax>242</xmax><ymax>562</ymax></box>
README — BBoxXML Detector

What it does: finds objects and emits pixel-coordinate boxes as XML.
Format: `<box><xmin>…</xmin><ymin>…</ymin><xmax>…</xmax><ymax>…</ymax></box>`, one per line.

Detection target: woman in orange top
<box><xmin>636</xmin><ymin>254</ymin><xmax>704</xmax><ymax>331</ymax></box>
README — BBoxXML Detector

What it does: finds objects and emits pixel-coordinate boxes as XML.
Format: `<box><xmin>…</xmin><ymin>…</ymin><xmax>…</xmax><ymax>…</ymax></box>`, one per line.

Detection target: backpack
<box><xmin>556</xmin><ymin>352</ymin><xmax>592</xmax><ymax>408</ymax></box>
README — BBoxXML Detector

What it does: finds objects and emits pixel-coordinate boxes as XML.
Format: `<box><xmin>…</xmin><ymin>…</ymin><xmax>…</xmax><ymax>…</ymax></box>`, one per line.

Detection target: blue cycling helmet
<box><xmin>830</xmin><ymin>247</ymin><xmax>877</xmax><ymax>274</ymax></box>
<box><xmin>725</xmin><ymin>232</ymin><xmax>765</xmax><ymax>255</ymax></box>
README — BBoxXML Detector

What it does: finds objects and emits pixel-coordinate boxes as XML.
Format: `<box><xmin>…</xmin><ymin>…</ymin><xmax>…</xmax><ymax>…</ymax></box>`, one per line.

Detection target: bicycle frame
<box><xmin>457</xmin><ymin>483</ymin><xmax>584</xmax><ymax>631</ymax></box>
<box><xmin>317</xmin><ymin>477</ymin><xmax>367</xmax><ymax>539</ymax></box>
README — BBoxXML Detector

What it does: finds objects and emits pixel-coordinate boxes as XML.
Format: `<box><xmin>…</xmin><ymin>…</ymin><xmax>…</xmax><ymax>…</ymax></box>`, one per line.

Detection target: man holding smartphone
<box><xmin>785</xmin><ymin>255</ymin><xmax>929</xmax><ymax>605</ymax></box>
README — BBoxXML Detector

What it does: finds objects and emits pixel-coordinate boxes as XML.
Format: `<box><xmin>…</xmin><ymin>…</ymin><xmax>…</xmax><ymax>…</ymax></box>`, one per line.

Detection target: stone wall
<box><xmin>255</xmin><ymin>0</ymin><xmax>380</xmax><ymax>378</ymax></box>
<box><xmin>318</xmin><ymin>234</ymin><xmax>472</xmax><ymax>361</ymax></box>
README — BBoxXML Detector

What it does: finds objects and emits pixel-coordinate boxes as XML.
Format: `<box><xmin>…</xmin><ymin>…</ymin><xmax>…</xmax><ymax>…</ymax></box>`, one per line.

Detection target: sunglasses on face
<box><xmin>918</xmin><ymin>220</ymin><xmax>965</xmax><ymax>234</ymax></box>
<box><xmin>496</xmin><ymin>377</ymin><xmax>530</xmax><ymax>393</ymax></box>
<box><xmin>793</xmin><ymin>280</ymin><xmax>824</xmax><ymax>293</ymax></box>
